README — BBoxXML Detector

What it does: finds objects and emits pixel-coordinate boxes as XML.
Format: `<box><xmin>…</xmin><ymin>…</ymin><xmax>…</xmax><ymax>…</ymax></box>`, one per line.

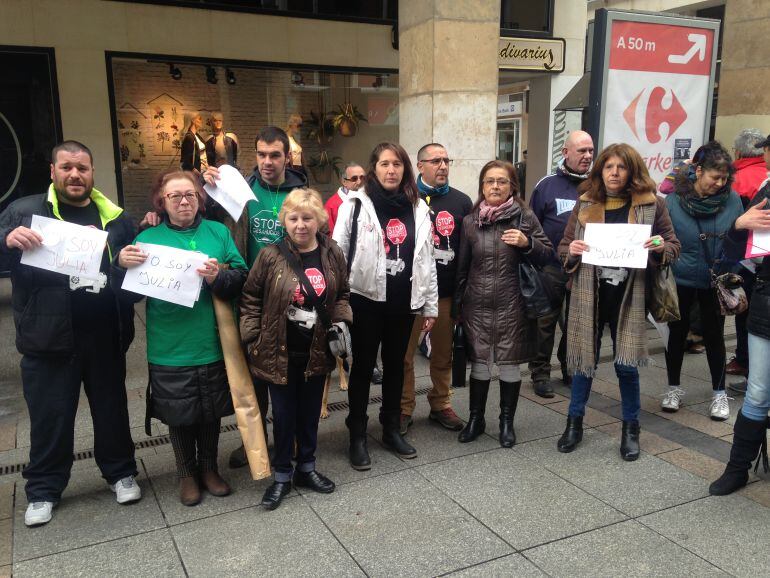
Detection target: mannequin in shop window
<box><xmin>286</xmin><ymin>113</ymin><xmax>306</xmax><ymax>176</ymax></box>
<box><xmin>205</xmin><ymin>111</ymin><xmax>239</xmax><ymax>169</ymax></box>
<box><xmin>180</xmin><ymin>111</ymin><xmax>209</xmax><ymax>174</ymax></box>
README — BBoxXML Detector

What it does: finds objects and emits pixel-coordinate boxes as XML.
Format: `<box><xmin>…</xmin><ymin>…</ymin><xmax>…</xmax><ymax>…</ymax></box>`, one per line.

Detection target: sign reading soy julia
<box><xmin>498</xmin><ymin>37</ymin><xmax>565</xmax><ymax>73</ymax></box>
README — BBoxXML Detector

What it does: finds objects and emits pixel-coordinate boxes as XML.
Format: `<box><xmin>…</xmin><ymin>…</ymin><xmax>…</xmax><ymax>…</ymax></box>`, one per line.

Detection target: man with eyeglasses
<box><xmin>325</xmin><ymin>162</ymin><xmax>365</xmax><ymax>235</ymax></box>
<box><xmin>0</xmin><ymin>141</ymin><xmax>141</xmax><ymax>526</ymax></box>
<box><xmin>400</xmin><ymin>143</ymin><xmax>472</xmax><ymax>434</ymax></box>
<box><xmin>528</xmin><ymin>130</ymin><xmax>594</xmax><ymax>397</ymax></box>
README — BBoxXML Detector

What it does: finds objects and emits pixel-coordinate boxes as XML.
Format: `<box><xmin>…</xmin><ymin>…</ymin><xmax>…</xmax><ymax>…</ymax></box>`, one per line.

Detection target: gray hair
<box><xmin>734</xmin><ymin>128</ymin><xmax>764</xmax><ymax>158</ymax></box>
<box><xmin>343</xmin><ymin>162</ymin><xmax>363</xmax><ymax>178</ymax></box>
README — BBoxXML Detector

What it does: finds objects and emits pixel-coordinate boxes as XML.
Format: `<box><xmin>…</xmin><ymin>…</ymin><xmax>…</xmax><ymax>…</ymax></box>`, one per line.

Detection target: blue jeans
<box><xmin>741</xmin><ymin>332</ymin><xmax>770</xmax><ymax>422</ymax></box>
<box><xmin>567</xmin><ymin>302</ymin><xmax>641</xmax><ymax>422</ymax></box>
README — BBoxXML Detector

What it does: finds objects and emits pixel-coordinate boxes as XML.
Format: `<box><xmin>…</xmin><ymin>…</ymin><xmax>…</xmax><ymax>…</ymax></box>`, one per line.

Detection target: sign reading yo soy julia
<box><xmin>498</xmin><ymin>37</ymin><xmax>566</xmax><ymax>73</ymax></box>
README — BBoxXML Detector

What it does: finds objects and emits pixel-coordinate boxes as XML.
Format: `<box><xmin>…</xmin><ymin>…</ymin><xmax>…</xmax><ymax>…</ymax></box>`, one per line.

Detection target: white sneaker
<box><xmin>661</xmin><ymin>388</ymin><xmax>685</xmax><ymax>412</ymax></box>
<box><xmin>25</xmin><ymin>501</ymin><xmax>54</xmax><ymax>527</ymax></box>
<box><xmin>710</xmin><ymin>393</ymin><xmax>732</xmax><ymax>421</ymax></box>
<box><xmin>111</xmin><ymin>476</ymin><xmax>142</xmax><ymax>504</ymax></box>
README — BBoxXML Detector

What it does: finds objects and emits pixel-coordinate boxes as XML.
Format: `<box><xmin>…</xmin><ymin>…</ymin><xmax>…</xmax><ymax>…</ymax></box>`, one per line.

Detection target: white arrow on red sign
<box><xmin>667</xmin><ymin>33</ymin><xmax>707</xmax><ymax>64</ymax></box>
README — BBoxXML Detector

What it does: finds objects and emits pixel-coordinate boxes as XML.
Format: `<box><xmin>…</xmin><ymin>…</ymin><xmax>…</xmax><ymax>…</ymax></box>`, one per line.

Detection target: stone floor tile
<box><xmin>140</xmin><ymin>436</ymin><xmax>277</xmax><ymax>526</ymax></box>
<box><xmin>640</xmin><ymin>494</ymin><xmax>770</xmax><ymax>576</ymax></box>
<box><xmin>13</xmin><ymin>467</ymin><xmax>165</xmax><ymax>563</ymax></box>
<box><xmin>0</xmin><ymin>518</ymin><xmax>10</xmax><ymax>567</ymax></box>
<box><xmin>304</xmin><ymin>469</ymin><xmax>512</xmax><ymax>577</ymax></box>
<box><xmin>172</xmin><ymin>500</ymin><xmax>363</xmax><ymax>577</ymax></box>
<box><xmin>589</xmin><ymin>378</ymin><xmax>622</xmax><ymax>401</ymax></box>
<box><xmin>0</xmin><ymin>423</ymin><xmax>15</xmax><ymax>453</ymax></box>
<box><xmin>0</xmin><ymin>565</ymin><xmax>9</xmax><ymax>577</ymax></box>
<box><xmin>519</xmin><ymin>388</ymin><xmax>569</xmax><ymax>406</ymax></box>
<box><xmin>525</xmin><ymin>520</ymin><xmax>727</xmax><ymax>577</ymax></box>
<box><xmin>546</xmin><ymin>400</ymin><xmax>619</xmax><ymax>427</ymax></box>
<box><xmin>447</xmin><ymin>553</ymin><xmax>546</xmax><ymax>577</ymax></box>
<box><xmin>597</xmin><ymin>422</ymin><xmax>682</xmax><ymax>455</ymax></box>
<box><xmin>738</xmin><ymin>480</ymin><xmax>770</xmax><ymax>507</ymax></box>
<box><xmin>657</xmin><ymin>447</ymin><xmax>728</xmax><ymax>481</ymax></box>
<box><xmin>514</xmin><ymin>430</ymin><xmax>709</xmax><ymax>517</ymax></box>
<box><xmin>419</xmin><ymin>450</ymin><xmax>626</xmax><ymax>550</ymax></box>
<box><xmin>13</xmin><ymin>529</ymin><xmax>185</xmax><ymax>578</ymax></box>
<box><xmin>0</xmin><ymin>483</ymin><xmax>13</xmax><ymax>520</ymax></box>
<box><xmin>653</xmin><ymin>408</ymin><xmax>734</xmax><ymax>438</ymax></box>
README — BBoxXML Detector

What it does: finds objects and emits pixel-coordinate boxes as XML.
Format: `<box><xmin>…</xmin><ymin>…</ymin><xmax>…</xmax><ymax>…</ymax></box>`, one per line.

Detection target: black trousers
<box><xmin>267</xmin><ymin>362</ymin><xmax>325</xmax><ymax>482</ymax></box>
<box><xmin>530</xmin><ymin>286</ymin><xmax>571</xmax><ymax>382</ymax></box>
<box><xmin>21</xmin><ymin>329</ymin><xmax>137</xmax><ymax>502</ymax></box>
<box><xmin>168</xmin><ymin>420</ymin><xmax>221</xmax><ymax>477</ymax></box>
<box><xmin>734</xmin><ymin>266</ymin><xmax>755</xmax><ymax>367</ymax></box>
<box><xmin>347</xmin><ymin>296</ymin><xmax>415</xmax><ymax>433</ymax></box>
<box><xmin>666</xmin><ymin>284</ymin><xmax>726</xmax><ymax>390</ymax></box>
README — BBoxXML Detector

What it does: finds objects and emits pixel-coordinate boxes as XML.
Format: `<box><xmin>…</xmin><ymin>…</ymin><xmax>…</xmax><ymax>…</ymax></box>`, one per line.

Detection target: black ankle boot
<box><xmin>459</xmin><ymin>378</ymin><xmax>490</xmax><ymax>443</ymax></box>
<box><xmin>557</xmin><ymin>416</ymin><xmax>583</xmax><ymax>453</ymax></box>
<box><xmin>620</xmin><ymin>420</ymin><xmax>640</xmax><ymax>461</ymax></box>
<box><xmin>347</xmin><ymin>416</ymin><xmax>371</xmax><ymax>471</ymax></box>
<box><xmin>710</xmin><ymin>413</ymin><xmax>769</xmax><ymax>496</ymax></box>
<box><xmin>499</xmin><ymin>380</ymin><xmax>521</xmax><ymax>448</ymax></box>
<box><xmin>381</xmin><ymin>413</ymin><xmax>417</xmax><ymax>458</ymax></box>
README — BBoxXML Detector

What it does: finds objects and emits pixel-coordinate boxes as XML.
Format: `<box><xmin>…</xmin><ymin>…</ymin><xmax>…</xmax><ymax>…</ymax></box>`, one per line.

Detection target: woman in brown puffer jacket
<box><xmin>454</xmin><ymin>160</ymin><xmax>553</xmax><ymax>447</ymax></box>
<box><xmin>240</xmin><ymin>188</ymin><xmax>352</xmax><ymax>511</ymax></box>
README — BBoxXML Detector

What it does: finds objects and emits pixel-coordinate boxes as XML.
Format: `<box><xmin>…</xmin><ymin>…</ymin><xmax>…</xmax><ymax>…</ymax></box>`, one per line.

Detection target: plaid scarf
<box><xmin>566</xmin><ymin>200</ymin><xmax>656</xmax><ymax>377</ymax></box>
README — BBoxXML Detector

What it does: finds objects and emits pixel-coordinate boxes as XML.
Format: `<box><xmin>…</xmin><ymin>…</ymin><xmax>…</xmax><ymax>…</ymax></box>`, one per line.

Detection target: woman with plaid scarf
<box><xmin>556</xmin><ymin>144</ymin><xmax>680</xmax><ymax>461</ymax></box>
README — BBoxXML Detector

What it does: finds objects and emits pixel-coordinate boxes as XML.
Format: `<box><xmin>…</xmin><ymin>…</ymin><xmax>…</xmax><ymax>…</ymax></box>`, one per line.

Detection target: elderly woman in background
<box><xmin>453</xmin><ymin>160</ymin><xmax>553</xmax><ymax>447</ymax></box>
<box><xmin>240</xmin><ymin>188</ymin><xmax>352</xmax><ymax>510</ymax></box>
<box><xmin>117</xmin><ymin>169</ymin><xmax>247</xmax><ymax>505</ymax></box>
<box><xmin>557</xmin><ymin>143</ymin><xmax>680</xmax><ymax>461</ymax></box>
<box><xmin>662</xmin><ymin>142</ymin><xmax>743</xmax><ymax>420</ymax></box>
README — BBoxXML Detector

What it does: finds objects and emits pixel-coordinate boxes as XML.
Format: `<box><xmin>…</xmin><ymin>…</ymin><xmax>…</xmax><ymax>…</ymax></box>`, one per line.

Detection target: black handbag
<box><xmin>516</xmin><ymin>213</ymin><xmax>558</xmax><ymax>319</ymax></box>
<box><xmin>695</xmin><ymin>220</ymin><xmax>748</xmax><ymax>316</ymax></box>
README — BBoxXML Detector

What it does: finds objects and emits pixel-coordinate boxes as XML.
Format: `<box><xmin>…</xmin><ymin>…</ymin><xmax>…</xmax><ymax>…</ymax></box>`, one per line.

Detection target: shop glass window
<box><xmin>500</xmin><ymin>0</ymin><xmax>552</xmax><ymax>34</ymax></box>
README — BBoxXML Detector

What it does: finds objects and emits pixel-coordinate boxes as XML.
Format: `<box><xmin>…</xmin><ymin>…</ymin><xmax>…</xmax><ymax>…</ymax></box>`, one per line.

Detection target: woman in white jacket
<box><xmin>334</xmin><ymin>142</ymin><xmax>438</xmax><ymax>470</ymax></box>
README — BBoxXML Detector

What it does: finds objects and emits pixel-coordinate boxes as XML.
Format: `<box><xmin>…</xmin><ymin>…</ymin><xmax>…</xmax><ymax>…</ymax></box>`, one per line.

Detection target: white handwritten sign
<box><xmin>582</xmin><ymin>223</ymin><xmax>652</xmax><ymax>269</ymax></box>
<box><xmin>20</xmin><ymin>215</ymin><xmax>108</xmax><ymax>279</ymax></box>
<box><xmin>122</xmin><ymin>242</ymin><xmax>208</xmax><ymax>307</ymax></box>
<box><xmin>203</xmin><ymin>165</ymin><xmax>254</xmax><ymax>222</ymax></box>
<box><xmin>746</xmin><ymin>230</ymin><xmax>770</xmax><ymax>259</ymax></box>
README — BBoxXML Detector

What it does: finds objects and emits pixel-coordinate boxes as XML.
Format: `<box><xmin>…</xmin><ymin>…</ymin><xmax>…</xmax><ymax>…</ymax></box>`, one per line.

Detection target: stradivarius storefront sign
<box><xmin>498</xmin><ymin>37</ymin><xmax>565</xmax><ymax>72</ymax></box>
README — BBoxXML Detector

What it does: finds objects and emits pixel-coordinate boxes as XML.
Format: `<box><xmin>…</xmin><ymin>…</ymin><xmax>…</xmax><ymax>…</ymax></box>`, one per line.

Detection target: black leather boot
<box><xmin>620</xmin><ymin>420</ymin><xmax>641</xmax><ymax>461</ymax></box>
<box><xmin>347</xmin><ymin>416</ymin><xmax>371</xmax><ymax>471</ymax></box>
<box><xmin>557</xmin><ymin>416</ymin><xmax>583</xmax><ymax>453</ymax></box>
<box><xmin>458</xmin><ymin>378</ymin><xmax>490</xmax><ymax>443</ymax></box>
<box><xmin>382</xmin><ymin>413</ymin><xmax>417</xmax><ymax>458</ymax></box>
<box><xmin>499</xmin><ymin>380</ymin><xmax>521</xmax><ymax>448</ymax></box>
<box><xmin>709</xmin><ymin>413</ymin><xmax>769</xmax><ymax>496</ymax></box>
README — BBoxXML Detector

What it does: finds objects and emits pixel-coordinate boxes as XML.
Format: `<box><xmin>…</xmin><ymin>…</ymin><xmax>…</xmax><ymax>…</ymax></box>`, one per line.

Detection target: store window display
<box><xmin>180</xmin><ymin>111</ymin><xmax>209</xmax><ymax>174</ymax></box>
<box><xmin>205</xmin><ymin>112</ymin><xmax>239</xmax><ymax>168</ymax></box>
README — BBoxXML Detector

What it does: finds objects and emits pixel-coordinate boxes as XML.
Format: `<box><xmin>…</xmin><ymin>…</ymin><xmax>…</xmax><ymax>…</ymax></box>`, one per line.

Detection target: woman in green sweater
<box><xmin>117</xmin><ymin>169</ymin><xmax>247</xmax><ymax>506</ymax></box>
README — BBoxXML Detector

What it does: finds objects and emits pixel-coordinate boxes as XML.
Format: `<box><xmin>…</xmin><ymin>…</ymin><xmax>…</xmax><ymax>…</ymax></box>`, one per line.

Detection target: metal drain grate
<box><xmin>0</xmin><ymin>385</ymin><xmax>434</xmax><ymax>476</ymax></box>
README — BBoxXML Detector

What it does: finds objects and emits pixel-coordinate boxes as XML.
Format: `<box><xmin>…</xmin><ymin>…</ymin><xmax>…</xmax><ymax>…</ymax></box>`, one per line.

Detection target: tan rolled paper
<box><xmin>213</xmin><ymin>295</ymin><xmax>271</xmax><ymax>480</ymax></box>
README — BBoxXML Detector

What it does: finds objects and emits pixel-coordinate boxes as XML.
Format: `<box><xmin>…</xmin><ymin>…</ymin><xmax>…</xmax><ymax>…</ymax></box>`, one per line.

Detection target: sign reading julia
<box><xmin>499</xmin><ymin>37</ymin><xmax>565</xmax><ymax>72</ymax></box>
<box><xmin>582</xmin><ymin>223</ymin><xmax>652</xmax><ymax>269</ymax></box>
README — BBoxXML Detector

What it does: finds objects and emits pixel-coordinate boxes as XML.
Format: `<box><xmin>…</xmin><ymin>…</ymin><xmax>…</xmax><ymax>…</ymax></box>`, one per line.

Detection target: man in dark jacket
<box><xmin>0</xmin><ymin>141</ymin><xmax>140</xmax><ymax>527</ymax></box>
<box><xmin>401</xmin><ymin>143</ymin><xmax>473</xmax><ymax>434</ymax></box>
<box><xmin>528</xmin><ymin>130</ymin><xmax>594</xmax><ymax>397</ymax></box>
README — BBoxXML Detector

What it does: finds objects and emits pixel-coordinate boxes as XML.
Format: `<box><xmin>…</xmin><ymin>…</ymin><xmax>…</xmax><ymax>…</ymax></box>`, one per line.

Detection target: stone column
<box><xmin>399</xmin><ymin>0</ymin><xmax>501</xmax><ymax>199</ymax></box>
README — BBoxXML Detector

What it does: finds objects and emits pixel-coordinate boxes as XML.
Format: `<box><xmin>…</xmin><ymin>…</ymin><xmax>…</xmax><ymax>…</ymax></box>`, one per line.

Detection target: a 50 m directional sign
<box><xmin>588</xmin><ymin>10</ymin><xmax>719</xmax><ymax>184</ymax></box>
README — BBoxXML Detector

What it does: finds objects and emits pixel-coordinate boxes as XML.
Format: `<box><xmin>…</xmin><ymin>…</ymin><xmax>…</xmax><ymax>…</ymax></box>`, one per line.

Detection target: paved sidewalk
<box><xmin>0</xmin><ymin>280</ymin><xmax>767</xmax><ymax>577</ymax></box>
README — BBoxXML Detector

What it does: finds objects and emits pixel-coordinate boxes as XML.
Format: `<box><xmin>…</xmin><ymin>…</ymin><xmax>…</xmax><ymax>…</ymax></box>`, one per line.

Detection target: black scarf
<box><xmin>366</xmin><ymin>177</ymin><xmax>414</xmax><ymax>216</ymax></box>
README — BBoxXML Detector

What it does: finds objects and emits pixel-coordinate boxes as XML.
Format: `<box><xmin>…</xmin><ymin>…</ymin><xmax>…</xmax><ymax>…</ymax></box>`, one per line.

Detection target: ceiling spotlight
<box><xmin>168</xmin><ymin>63</ymin><xmax>182</xmax><ymax>80</ymax></box>
<box><xmin>226</xmin><ymin>68</ymin><xmax>236</xmax><ymax>85</ymax></box>
<box><xmin>206</xmin><ymin>66</ymin><xmax>218</xmax><ymax>84</ymax></box>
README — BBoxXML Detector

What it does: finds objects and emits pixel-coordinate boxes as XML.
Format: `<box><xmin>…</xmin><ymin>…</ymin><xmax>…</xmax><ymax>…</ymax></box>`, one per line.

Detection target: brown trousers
<box><xmin>401</xmin><ymin>297</ymin><xmax>453</xmax><ymax>416</ymax></box>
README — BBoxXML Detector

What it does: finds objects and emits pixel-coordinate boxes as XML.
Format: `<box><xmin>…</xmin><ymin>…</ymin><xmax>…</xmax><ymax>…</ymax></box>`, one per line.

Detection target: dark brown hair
<box><xmin>578</xmin><ymin>143</ymin><xmax>656</xmax><ymax>200</ymax></box>
<box><xmin>366</xmin><ymin>142</ymin><xmax>419</xmax><ymax>205</ymax></box>
<box><xmin>674</xmin><ymin>140</ymin><xmax>735</xmax><ymax>197</ymax></box>
<box><xmin>150</xmin><ymin>169</ymin><xmax>206</xmax><ymax>215</ymax></box>
<box><xmin>473</xmin><ymin>160</ymin><xmax>522</xmax><ymax>210</ymax></box>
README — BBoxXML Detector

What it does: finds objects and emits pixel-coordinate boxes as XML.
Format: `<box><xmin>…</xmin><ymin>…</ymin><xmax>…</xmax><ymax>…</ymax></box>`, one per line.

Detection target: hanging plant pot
<box><xmin>338</xmin><ymin>118</ymin><xmax>357</xmax><ymax>137</ymax></box>
<box><xmin>308</xmin><ymin>151</ymin><xmax>343</xmax><ymax>185</ymax></box>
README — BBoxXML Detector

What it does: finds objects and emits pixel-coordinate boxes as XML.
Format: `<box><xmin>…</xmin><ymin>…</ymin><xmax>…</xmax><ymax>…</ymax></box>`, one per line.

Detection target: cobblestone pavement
<box><xmin>0</xmin><ymin>280</ymin><xmax>767</xmax><ymax>577</ymax></box>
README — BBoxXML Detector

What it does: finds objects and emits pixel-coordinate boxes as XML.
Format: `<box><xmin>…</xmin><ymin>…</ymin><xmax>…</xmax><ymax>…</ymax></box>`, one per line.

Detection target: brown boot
<box><xmin>201</xmin><ymin>470</ymin><xmax>231</xmax><ymax>497</ymax></box>
<box><xmin>179</xmin><ymin>476</ymin><xmax>201</xmax><ymax>506</ymax></box>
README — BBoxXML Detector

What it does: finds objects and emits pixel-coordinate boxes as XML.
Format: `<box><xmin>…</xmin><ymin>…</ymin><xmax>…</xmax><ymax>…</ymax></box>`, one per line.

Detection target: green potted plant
<box><xmin>332</xmin><ymin>103</ymin><xmax>367</xmax><ymax>137</ymax></box>
<box><xmin>308</xmin><ymin>150</ymin><xmax>343</xmax><ymax>184</ymax></box>
<box><xmin>306</xmin><ymin>110</ymin><xmax>335</xmax><ymax>146</ymax></box>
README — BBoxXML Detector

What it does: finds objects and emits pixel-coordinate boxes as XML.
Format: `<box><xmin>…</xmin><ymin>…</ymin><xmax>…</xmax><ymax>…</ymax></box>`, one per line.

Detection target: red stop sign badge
<box><xmin>386</xmin><ymin>219</ymin><xmax>407</xmax><ymax>245</ymax></box>
<box><xmin>304</xmin><ymin>267</ymin><xmax>326</xmax><ymax>296</ymax></box>
<box><xmin>435</xmin><ymin>211</ymin><xmax>455</xmax><ymax>237</ymax></box>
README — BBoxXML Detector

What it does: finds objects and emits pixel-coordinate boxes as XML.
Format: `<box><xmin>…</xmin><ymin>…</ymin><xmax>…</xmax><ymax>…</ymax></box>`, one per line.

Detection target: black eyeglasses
<box><xmin>344</xmin><ymin>175</ymin><xmax>365</xmax><ymax>182</ymax></box>
<box><xmin>421</xmin><ymin>158</ymin><xmax>453</xmax><ymax>166</ymax></box>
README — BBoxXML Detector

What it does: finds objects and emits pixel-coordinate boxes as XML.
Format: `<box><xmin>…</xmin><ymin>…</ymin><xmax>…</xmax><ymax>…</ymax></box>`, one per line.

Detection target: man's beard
<box><xmin>57</xmin><ymin>181</ymin><xmax>93</xmax><ymax>204</ymax></box>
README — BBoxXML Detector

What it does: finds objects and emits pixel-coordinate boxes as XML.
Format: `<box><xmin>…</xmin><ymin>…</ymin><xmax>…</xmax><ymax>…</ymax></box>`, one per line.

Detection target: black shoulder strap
<box><xmin>346</xmin><ymin>198</ymin><xmax>362</xmax><ymax>275</ymax></box>
<box><xmin>277</xmin><ymin>239</ymin><xmax>332</xmax><ymax>329</ymax></box>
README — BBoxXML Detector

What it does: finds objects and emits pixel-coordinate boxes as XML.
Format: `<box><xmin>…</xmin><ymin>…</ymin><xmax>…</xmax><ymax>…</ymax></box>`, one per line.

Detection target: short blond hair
<box><xmin>279</xmin><ymin>188</ymin><xmax>327</xmax><ymax>227</ymax></box>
